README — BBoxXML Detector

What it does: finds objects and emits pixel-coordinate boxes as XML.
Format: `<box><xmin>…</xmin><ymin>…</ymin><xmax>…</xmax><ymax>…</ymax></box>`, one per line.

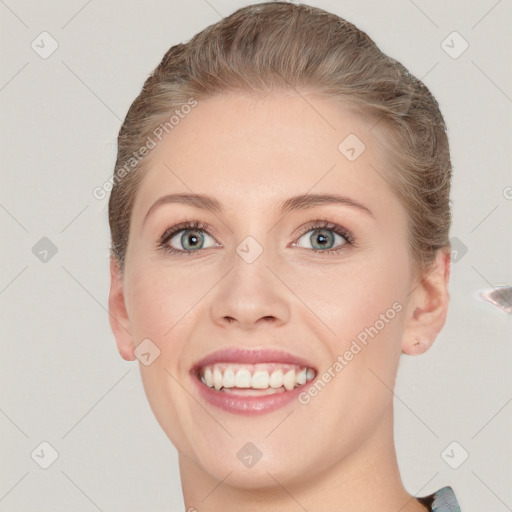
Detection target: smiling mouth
<box><xmin>195</xmin><ymin>362</ymin><xmax>316</xmax><ymax>394</ymax></box>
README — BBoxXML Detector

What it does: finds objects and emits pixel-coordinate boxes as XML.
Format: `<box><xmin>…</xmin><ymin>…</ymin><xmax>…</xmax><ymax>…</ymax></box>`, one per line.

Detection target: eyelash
<box><xmin>157</xmin><ymin>218</ymin><xmax>356</xmax><ymax>257</ymax></box>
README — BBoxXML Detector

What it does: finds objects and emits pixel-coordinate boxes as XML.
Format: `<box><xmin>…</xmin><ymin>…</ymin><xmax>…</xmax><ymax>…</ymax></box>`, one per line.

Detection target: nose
<box><xmin>208</xmin><ymin>251</ymin><xmax>291</xmax><ymax>330</ymax></box>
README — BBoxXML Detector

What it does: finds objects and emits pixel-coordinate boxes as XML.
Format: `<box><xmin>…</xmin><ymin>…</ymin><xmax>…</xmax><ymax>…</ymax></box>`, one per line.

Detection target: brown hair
<box><xmin>108</xmin><ymin>1</ymin><xmax>452</xmax><ymax>278</ymax></box>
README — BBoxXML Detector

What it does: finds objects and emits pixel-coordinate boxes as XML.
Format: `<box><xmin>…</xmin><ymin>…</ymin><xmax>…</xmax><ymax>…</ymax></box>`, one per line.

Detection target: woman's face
<box><xmin>112</xmin><ymin>91</ymin><xmax>420</xmax><ymax>487</ymax></box>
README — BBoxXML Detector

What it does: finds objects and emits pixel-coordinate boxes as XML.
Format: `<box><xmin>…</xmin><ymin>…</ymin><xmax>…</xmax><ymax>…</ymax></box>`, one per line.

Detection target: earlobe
<box><xmin>404</xmin><ymin>337</ymin><xmax>429</xmax><ymax>356</ymax></box>
<box><xmin>401</xmin><ymin>248</ymin><xmax>451</xmax><ymax>356</ymax></box>
<box><xmin>108</xmin><ymin>258</ymin><xmax>136</xmax><ymax>361</ymax></box>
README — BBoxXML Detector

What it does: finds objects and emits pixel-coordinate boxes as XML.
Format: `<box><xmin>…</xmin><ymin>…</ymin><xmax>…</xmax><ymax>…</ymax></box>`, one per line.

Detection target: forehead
<box><xmin>131</xmin><ymin>91</ymin><xmax>398</xmax><ymax>221</ymax></box>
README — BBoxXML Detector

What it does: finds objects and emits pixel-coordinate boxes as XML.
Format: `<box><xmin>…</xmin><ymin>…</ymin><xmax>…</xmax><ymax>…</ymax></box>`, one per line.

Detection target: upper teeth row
<box><xmin>199</xmin><ymin>364</ymin><xmax>316</xmax><ymax>391</ymax></box>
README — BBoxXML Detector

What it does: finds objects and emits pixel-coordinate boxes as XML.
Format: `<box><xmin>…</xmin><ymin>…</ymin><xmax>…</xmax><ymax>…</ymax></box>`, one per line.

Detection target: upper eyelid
<box><xmin>161</xmin><ymin>220</ymin><xmax>349</xmax><ymax>238</ymax></box>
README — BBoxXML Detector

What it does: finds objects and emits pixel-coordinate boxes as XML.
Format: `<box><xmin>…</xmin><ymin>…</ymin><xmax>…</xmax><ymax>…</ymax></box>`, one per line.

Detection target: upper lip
<box><xmin>191</xmin><ymin>346</ymin><xmax>316</xmax><ymax>373</ymax></box>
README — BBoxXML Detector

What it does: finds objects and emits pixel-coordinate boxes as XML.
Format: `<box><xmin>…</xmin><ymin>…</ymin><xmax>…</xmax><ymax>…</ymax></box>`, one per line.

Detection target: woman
<box><xmin>107</xmin><ymin>2</ymin><xmax>460</xmax><ymax>510</ymax></box>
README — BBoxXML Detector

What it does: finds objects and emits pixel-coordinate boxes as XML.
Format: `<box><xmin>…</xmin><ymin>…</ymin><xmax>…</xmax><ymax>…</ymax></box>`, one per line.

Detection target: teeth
<box><xmin>283</xmin><ymin>369</ymin><xmax>296</xmax><ymax>391</ymax></box>
<box><xmin>204</xmin><ymin>367</ymin><xmax>213</xmax><ymax>387</ymax></box>
<box><xmin>213</xmin><ymin>367</ymin><xmax>223</xmax><ymax>390</ymax></box>
<box><xmin>223</xmin><ymin>367</ymin><xmax>235</xmax><ymax>388</ymax></box>
<box><xmin>251</xmin><ymin>370</ymin><xmax>269</xmax><ymax>389</ymax></box>
<box><xmin>198</xmin><ymin>363</ymin><xmax>316</xmax><ymax>392</ymax></box>
<box><xmin>235</xmin><ymin>368</ymin><xmax>252</xmax><ymax>388</ymax></box>
<box><xmin>269</xmin><ymin>369</ymin><xmax>283</xmax><ymax>388</ymax></box>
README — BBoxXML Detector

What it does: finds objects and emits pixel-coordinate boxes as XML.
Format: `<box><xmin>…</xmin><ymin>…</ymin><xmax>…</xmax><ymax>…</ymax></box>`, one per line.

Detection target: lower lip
<box><xmin>191</xmin><ymin>373</ymin><xmax>315</xmax><ymax>416</ymax></box>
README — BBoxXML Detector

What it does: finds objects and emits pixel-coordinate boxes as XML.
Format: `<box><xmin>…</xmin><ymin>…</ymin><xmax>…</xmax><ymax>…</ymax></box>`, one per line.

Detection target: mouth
<box><xmin>190</xmin><ymin>347</ymin><xmax>317</xmax><ymax>414</ymax></box>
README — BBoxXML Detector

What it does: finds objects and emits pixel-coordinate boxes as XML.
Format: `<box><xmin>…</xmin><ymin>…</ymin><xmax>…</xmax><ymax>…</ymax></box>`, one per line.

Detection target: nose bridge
<box><xmin>235</xmin><ymin>233</ymin><xmax>267</xmax><ymax>266</ymax></box>
<box><xmin>230</xmin><ymin>220</ymin><xmax>286</xmax><ymax>284</ymax></box>
<box><xmin>208</xmin><ymin>229</ymin><xmax>291</xmax><ymax>328</ymax></box>
<box><xmin>221</xmin><ymin>208</ymin><xmax>277</xmax><ymax>271</ymax></box>
<box><xmin>229</xmin><ymin>230</ymin><xmax>276</xmax><ymax>295</ymax></box>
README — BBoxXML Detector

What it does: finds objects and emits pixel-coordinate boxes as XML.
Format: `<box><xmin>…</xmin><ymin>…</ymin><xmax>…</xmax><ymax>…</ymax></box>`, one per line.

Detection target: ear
<box><xmin>108</xmin><ymin>257</ymin><xmax>136</xmax><ymax>361</ymax></box>
<box><xmin>402</xmin><ymin>248</ymin><xmax>451</xmax><ymax>356</ymax></box>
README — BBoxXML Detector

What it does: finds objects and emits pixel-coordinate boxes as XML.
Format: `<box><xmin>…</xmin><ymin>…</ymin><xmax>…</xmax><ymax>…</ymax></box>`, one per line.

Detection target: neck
<box><xmin>178</xmin><ymin>406</ymin><xmax>429</xmax><ymax>512</ymax></box>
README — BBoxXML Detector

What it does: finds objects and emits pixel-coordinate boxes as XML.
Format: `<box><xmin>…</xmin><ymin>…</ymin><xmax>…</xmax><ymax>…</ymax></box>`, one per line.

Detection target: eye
<box><xmin>157</xmin><ymin>219</ymin><xmax>355</xmax><ymax>257</ymax></box>
<box><xmin>158</xmin><ymin>220</ymin><xmax>220</xmax><ymax>256</ymax></box>
<box><xmin>291</xmin><ymin>220</ymin><xmax>354</xmax><ymax>255</ymax></box>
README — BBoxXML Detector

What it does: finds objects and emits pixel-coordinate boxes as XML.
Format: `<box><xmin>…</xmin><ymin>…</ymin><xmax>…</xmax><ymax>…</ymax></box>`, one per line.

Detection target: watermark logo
<box><xmin>338</xmin><ymin>133</ymin><xmax>366</xmax><ymax>161</ymax></box>
<box><xmin>134</xmin><ymin>338</ymin><xmax>161</xmax><ymax>366</ymax></box>
<box><xmin>93</xmin><ymin>98</ymin><xmax>198</xmax><ymax>200</ymax></box>
<box><xmin>441</xmin><ymin>441</ymin><xmax>469</xmax><ymax>469</ymax></box>
<box><xmin>31</xmin><ymin>31</ymin><xmax>59</xmax><ymax>59</ymax></box>
<box><xmin>298</xmin><ymin>301</ymin><xmax>403</xmax><ymax>405</ymax></box>
<box><xmin>236</xmin><ymin>236</ymin><xmax>264</xmax><ymax>264</ymax></box>
<box><xmin>32</xmin><ymin>237</ymin><xmax>58</xmax><ymax>263</ymax></box>
<box><xmin>441</xmin><ymin>31</ymin><xmax>469</xmax><ymax>59</ymax></box>
<box><xmin>31</xmin><ymin>441</ymin><xmax>59</xmax><ymax>469</ymax></box>
<box><xmin>237</xmin><ymin>442</ymin><xmax>263</xmax><ymax>468</ymax></box>
<box><xmin>449</xmin><ymin>236</ymin><xmax>468</xmax><ymax>263</ymax></box>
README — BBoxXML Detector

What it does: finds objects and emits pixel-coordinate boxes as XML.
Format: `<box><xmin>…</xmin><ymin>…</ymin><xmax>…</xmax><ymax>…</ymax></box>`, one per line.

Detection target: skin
<box><xmin>108</xmin><ymin>91</ymin><xmax>451</xmax><ymax>512</ymax></box>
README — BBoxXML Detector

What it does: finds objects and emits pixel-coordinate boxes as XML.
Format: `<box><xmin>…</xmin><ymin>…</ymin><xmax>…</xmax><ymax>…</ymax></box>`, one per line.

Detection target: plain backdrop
<box><xmin>1</xmin><ymin>1</ymin><xmax>511</xmax><ymax>511</ymax></box>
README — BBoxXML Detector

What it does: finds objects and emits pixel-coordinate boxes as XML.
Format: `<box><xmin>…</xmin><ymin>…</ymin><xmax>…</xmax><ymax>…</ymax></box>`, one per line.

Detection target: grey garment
<box><xmin>432</xmin><ymin>486</ymin><xmax>461</xmax><ymax>511</ymax></box>
<box><xmin>416</xmin><ymin>486</ymin><xmax>461</xmax><ymax>512</ymax></box>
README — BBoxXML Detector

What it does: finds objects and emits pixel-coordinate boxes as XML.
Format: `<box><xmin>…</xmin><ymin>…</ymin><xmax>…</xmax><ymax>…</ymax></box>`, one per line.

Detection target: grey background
<box><xmin>1</xmin><ymin>0</ymin><xmax>511</xmax><ymax>510</ymax></box>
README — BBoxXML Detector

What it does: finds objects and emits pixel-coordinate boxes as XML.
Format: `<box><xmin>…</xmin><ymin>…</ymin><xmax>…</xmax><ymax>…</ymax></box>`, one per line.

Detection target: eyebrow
<box><xmin>142</xmin><ymin>192</ymin><xmax>374</xmax><ymax>226</ymax></box>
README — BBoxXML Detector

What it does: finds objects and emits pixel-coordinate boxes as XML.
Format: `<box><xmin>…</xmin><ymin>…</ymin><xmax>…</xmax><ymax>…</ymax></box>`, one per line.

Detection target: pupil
<box><xmin>184</xmin><ymin>231</ymin><xmax>202</xmax><ymax>249</ymax></box>
<box><xmin>313</xmin><ymin>230</ymin><xmax>332</xmax><ymax>249</ymax></box>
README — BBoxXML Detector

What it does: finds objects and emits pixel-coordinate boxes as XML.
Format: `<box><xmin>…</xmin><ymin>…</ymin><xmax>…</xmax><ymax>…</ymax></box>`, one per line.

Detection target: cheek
<box><xmin>295</xmin><ymin>259</ymin><xmax>406</xmax><ymax>436</ymax></box>
<box><xmin>124</xmin><ymin>266</ymin><xmax>201</xmax><ymax>458</ymax></box>
<box><xmin>295</xmin><ymin>250</ymin><xmax>408</xmax><ymax>384</ymax></box>
<box><xmin>125</xmin><ymin>263</ymin><xmax>207</xmax><ymax>343</ymax></box>
<box><xmin>299</xmin><ymin>256</ymin><xmax>406</xmax><ymax>335</ymax></box>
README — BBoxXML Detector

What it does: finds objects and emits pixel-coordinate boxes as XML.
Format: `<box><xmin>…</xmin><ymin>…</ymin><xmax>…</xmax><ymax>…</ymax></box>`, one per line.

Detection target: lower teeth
<box><xmin>199</xmin><ymin>378</ymin><xmax>296</xmax><ymax>394</ymax></box>
<box><xmin>198</xmin><ymin>376</ymin><xmax>304</xmax><ymax>393</ymax></box>
<box><xmin>220</xmin><ymin>386</ymin><xmax>286</xmax><ymax>395</ymax></box>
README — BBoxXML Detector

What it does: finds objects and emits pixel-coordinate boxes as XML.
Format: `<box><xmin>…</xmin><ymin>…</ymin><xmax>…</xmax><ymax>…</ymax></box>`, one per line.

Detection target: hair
<box><xmin>108</xmin><ymin>1</ymin><xmax>452</xmax><ymax>279</ymax></box>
